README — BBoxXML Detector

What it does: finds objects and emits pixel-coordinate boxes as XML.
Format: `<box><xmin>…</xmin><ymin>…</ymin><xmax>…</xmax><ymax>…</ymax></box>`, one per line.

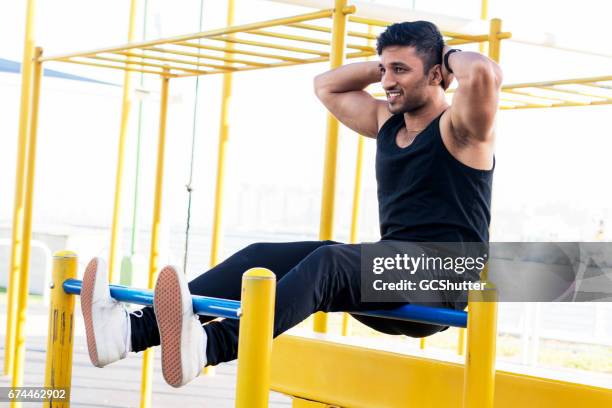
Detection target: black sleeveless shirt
<box><xmin>376</xmin><ymin>111</ymin><xmax>494</xmax><ymax>243</ymax></box>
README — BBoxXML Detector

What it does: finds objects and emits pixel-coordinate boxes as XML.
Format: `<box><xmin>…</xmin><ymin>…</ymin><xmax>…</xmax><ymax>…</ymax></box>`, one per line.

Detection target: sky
<box><xmin>1</xmin><ymin>0</ymin><xmax>612</xmax><ymax>255</ymax></box>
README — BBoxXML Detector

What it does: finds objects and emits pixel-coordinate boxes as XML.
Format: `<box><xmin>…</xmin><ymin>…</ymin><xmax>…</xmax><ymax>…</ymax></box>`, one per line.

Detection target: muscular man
<box><xmin>81</xmin><ymin>21</ymin><xmax>501</xmax><ymax>388</ymax></box>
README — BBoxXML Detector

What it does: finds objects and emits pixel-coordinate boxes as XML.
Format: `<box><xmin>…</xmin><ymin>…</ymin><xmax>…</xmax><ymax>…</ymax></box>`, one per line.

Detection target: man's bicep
<box><xmin>317</xmin><ymin>90</ymin><xmax>384</xmax><ymax>138</ymax></box>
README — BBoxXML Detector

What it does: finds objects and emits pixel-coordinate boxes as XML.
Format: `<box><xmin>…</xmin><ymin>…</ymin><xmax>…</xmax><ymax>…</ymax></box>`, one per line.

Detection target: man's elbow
<box><xmin>489</xmin><ymin>61</ymin><xmax>503</xmax><ymax>88</ymax></box>
<box><xmin>313</xmin><ymin>73</ymin><xmax>328</xmax><ymax>100</ymax></box>
<box><xmin>469</xmin><ymin>60</ymin><xmax>503</xmax><ymax>90</ymax></box>
<box><xmin>482</xmin><ymin>59</ymin><xmax>503</xmax><ymax>87</ymax></box>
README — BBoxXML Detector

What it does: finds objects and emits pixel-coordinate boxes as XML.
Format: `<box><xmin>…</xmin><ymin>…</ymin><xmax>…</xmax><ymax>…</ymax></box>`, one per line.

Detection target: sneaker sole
<box><xmin>81</xmin><ymin>258</ymin><xmax>100</xmax><ymax>367</ymax></box>
<box><xmin>155</xmin><ymin>266</ymin><xmax>184</xmax><ymax>388</ymax></box>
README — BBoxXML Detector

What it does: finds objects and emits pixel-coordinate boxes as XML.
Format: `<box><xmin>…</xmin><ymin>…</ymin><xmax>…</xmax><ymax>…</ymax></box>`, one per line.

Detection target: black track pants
<box><xmin>129</xmin><ymin>241</ymin><xmax>454</xmax><ymax>365</ymax></box>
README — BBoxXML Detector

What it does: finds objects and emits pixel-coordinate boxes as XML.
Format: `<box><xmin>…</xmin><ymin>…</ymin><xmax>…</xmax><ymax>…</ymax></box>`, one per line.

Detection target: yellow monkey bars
<box><xmin>499</xmin><ymin>75</ymin><xmax>612</xmax><ymax>109</ymax></box>
<box><xmin>39</xmin><ymin>8</ymin><xmax>509</xmax><ymax>79</ymax></box>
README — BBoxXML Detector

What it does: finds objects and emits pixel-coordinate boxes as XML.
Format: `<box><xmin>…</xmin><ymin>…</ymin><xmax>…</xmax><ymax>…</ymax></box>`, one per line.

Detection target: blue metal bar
<box><xmin>63</xmin><ymin>279</ymin><xmax>467</xmax><ymax>327</ymax></box>
<box><xmin>353</xmin><ymin>304</ymin><xmax>468</xmax><ymax>328</ymax></box>
<box><xmin>62</xmin><ymin>279</ymin><xmax>241</xmax><ymax>319</ymax></box>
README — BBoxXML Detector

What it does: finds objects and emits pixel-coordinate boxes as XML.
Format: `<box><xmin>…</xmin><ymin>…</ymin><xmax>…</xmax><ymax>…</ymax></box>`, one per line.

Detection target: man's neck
<box><xmin>402</xmin><ymin>101</ymin><xmax>450</xmax><ymax>131</ymax></box>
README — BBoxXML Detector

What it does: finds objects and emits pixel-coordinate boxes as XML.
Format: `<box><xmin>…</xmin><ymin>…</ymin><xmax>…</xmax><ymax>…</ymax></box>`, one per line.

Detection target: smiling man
<box><xmin>80</xmin><ymin>21</ymin><xmax>502</xmax><ymax>390</ymax></box>
<box><xmin>314</xmin><ymin>20</ymin><xmax>501</xmax><ymax>242</ymax></box>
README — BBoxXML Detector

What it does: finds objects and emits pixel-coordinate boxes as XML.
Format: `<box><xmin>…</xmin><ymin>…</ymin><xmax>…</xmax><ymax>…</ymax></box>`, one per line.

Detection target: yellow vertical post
<box><xmin>419</xmin><ymin>338</ymin><xmax>426</xmax><ymax>350</ymax></box>
<box><xmin>463</xmin><ymin>19</ymin><xmax>501</xmax><ymax>408</ymax></box>
<box><xmin>139</xmin><ymin>69</ymin><xmax>170</xmax><ymax>408</ymax></box>
<box><xmin>463</xmin><ymin>286</ymin><xmax>498</xmax><ymax>408</ymax></box>
<box><xmin>462</xmin><ymin>22</ymin><xmax>501</xmax><ymax>405</ymax></box>
<box><xmin>210</xmin><ymin>0</ymin><xmax>234</xmax><ymax>267</ymax></box>
<box><xmin>348</xmin><ymin>135</ymin><xmax>364</xmax><ymax>247</ymax></box>
<box><xmin>235</xmin><ymin>268</ymin><xmax>276</xmax><ymax>408</ymax></box>
<box><xmin>341</xmin><ymin>139</ymin><xmax>364</xmax><ymax>336</ymax></box>
<box><xmin>313</xmin><ymin>0</ymin><xmax>349</xmax><ymax>334</ymax></box>
<box><xmin>209</xmin><ymin>0</ymin><xmax>235</xmax><ymax>268</ymax></box>
<box><xmin>341</xmin><ymin>25</ymin><xmax>373</xmax><ymax>337</ymax></box>
<box><xmin>478</xmin><ymin>0</ymin><xmax>489</xmax><ymax>54</ymax></box>
<box><xmin>456</xmin><ymin>2</ymin><xmax>491</xmax><ymax>358</ymax></box>
<box><xmin>43</xmin><ymin>251</ymin><xmax>78</xmax><ymax>408</ymax></box>
<box><xmin>10</xmin><ymin>47</ymin><xmax>43</xmax><ymax>407</ymax></box>
<box><xmin>488</xmin><ymin>18</ymin><xmax>502</xmax><ymax>64</ymax></box>
<box><xmin>108</xmin><ymin>0</ymin><xmax>139</xmax><ymax>283</ymax></box>
<box><xmin>206</xmin><ymin>0</ymin><xmax>234</xmax><ymax>376</ymax></box>
<box><xmin>346</xmin><ymin>24</ymin><xmax>373</xmax><ymax>247</ymax></box>
<box><xmin>340</xmin><ymin>138</ymin><xmax>365</xmax><ymax>336</ymax></box>
<box><xmin>4</xmin><ymin>0</ymin><xmax>37</xmax><ymax>377</ymax></box>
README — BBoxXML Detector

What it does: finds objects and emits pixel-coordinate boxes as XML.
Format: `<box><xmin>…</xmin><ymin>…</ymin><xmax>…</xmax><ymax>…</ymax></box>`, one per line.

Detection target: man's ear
<box><xmin>429</xmin><ymin>64</ymin><xmax>444</xmax><ymax>87</ymax></box>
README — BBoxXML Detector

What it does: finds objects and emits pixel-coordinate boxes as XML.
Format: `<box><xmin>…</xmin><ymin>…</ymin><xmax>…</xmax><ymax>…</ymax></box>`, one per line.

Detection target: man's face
<box><xmin>379</xmin><ymin>46</ymin><xmax>431</xmax><ymax>114</ymax></box>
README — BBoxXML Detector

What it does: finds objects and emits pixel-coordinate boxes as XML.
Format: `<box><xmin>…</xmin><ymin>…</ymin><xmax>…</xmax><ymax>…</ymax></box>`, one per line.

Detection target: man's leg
<box><xmin>82</xmin><ymin>240</ymin><xmax>339</xmax><ymax>366</ymax></box>
<box><xmin>201</xmin><ymin>243</ymin><xmax>453</xmax><ymax>366</ymax></box>
<box><xmin>130</xmin><ymin>240</ymin><xmax>339</xmax><ymax>352</ymax></box>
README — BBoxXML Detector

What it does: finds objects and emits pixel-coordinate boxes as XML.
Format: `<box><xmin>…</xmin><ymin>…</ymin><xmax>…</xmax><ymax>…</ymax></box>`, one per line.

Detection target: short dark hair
<box><xmin>376</xmin><ymin>21</ymin><xmax>444</xmax><ymax>73</ymax></box>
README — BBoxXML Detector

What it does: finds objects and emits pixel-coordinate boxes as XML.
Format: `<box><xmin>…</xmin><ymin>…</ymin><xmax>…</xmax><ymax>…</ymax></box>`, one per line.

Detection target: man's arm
<box><xmin>445</xmin><ymin>46</ymin><xmax>503</xmax><ymax>144</ymax></box>
<box><xmin>314</xmin><ymin>61</ymin><xmax>389</xmax><ymax>138</ymax></box>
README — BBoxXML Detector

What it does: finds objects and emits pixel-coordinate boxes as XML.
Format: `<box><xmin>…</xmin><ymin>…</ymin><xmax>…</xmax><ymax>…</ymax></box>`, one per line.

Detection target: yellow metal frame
<box><xmin>292</xmin><ymin>397</ymin><xmax>332</xmax><ymax>407</ymax></box>
<box><xmin>139</xmin><ymin>68</ymin><xmax>171</xmax><ymax>408</ymax></box>
<box><xmin>10</xmin><ymin>47</ymin><xmax>43</xmax><ymax>408</ymax></box>
<box><xmin>38</xmin><ymin>6</ymin><xmax>510</xmax><ymax>78</ymax></box>
<box><xmin>205</xmin><ymin>0</ymin><xmax>237</xmax><ymax>378</ymax></box>
<box><xmin>270</xmin><ymin>333</ymin><xmax>612</xmax><ymax>408</ymax></box>
<box><xmin>40</xmin><ymin>9</ymin><xmax>348</xmax><ymax>77</ymax></box>
<box><xmin>313</xmin><ymin>0</ymin><xmax>351</xmax><ymax>334</ymax></box>
<box><xmin>235</xmin><ymin>268</ymin><xmax>277</xmax><ymax>407</ymax></box>
<box><xmin>108</xmin><ymin>0</ymin><xmax>138</xmax><ymax>284</ymax></box>
<box><xmin>43</xmin><ymin>252</ymin><xmax>78</xmax><ymax>408</ymax></box>
<box><xmin>464</xmin><ymin>288</ymin><xmax>498</xmax><ymax>408</ymax></box>
<box><xmin>341</xmin><ymin>24</ymin><xmax>374</xmax><ymax>337</ymax></box>
<box><xmin>209</xmin><ymin>0</ymin><xmax>236</xmax><ymax>278</ymax></box>
<box><xmin>498</xmin><ymin>75</ymin><xmax>612</xmax><ymax>109</ymax></box>
<box><xmin>4</xmin><ymin>0</ymin><xmax>37</xmax><ymax>378</ymax></box>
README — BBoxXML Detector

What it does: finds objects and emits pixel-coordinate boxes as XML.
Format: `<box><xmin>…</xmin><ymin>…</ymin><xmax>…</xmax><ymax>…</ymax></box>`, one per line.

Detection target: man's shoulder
<box><xmin>376</xmin><ymin>103</ymin><xmax>394</xmax><ymax>135</ymax></box>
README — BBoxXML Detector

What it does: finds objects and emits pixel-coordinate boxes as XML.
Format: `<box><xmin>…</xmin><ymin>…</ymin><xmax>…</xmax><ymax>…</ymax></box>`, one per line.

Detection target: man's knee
<box><xmin>308</xmin><ymin>244</ymin><xmax>339</xmax><ymax>263</ymax></box>
<box><xmin>242</xmin><ymin>242</ymin><xmax>266</xmax><ymax>254</ymax></box>
<box><xmin>303</xmin><ymin>244</ymin><xmax>356</xmax><ymax>275</ymax></box>
<box><xmin>241</xmin><ymin>241</ymin><xmax>283</xmax><ymax>257</ymax></box>
<box><xmin>242</xmin><ymin>240</ymin><xmax>337</xmax><ymax>256</ymax></box>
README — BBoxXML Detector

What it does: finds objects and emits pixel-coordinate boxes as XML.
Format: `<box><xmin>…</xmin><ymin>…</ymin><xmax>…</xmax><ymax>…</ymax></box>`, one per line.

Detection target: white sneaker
<box><xmin>81</xmin><ymin>257</ymin><xmax>130</xmax><ymax>367</ymax></box>
<box><xmin>154</xmin><ymin>265</ymin><xmax>207</xmax><ymax>388</ymax></box>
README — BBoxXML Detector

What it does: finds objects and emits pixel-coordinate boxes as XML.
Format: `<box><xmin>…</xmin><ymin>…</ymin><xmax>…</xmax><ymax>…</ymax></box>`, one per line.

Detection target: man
<box><xmin>81</xmin><ymin>21</ymin><xmax>501</xmax><ymax>388</ymax></box>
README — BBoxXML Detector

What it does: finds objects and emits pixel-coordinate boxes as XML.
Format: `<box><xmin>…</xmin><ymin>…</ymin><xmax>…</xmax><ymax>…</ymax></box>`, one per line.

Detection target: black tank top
<box><xmin>376</xmin><ymin>111</ymin><xmax>494</xmax><ymax>243</ymax></box>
